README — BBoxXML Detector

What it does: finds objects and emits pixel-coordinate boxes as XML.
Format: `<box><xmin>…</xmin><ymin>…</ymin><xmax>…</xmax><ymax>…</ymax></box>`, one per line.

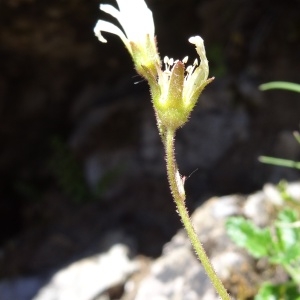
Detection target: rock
<box><xmin>0</xmin><ymin>182</ymin><xmax>297</xmax><ymax>300</ymax></box>
<box><xmin>133</xmin><ymin>247</ymin><xmax>215</xmax><ymax>300</ymax></box>
<box><xmin>33</xmin><ymin>243</ymin><xmax>139</xmax><ymax>300</ymax></box>
<box><xmin>123</xmin><ymin>182</ymin><xmax>294</xmax><ymax>300</ymax></box>
<box><xmin>243</xmin><ymin>191</ymin><xmax>274</xmax><ymax>226</ymax></box>
<box><xmin>0</xmin><ymin>239</ymin><xmax>140</xmax><ymax>300</ymax></box>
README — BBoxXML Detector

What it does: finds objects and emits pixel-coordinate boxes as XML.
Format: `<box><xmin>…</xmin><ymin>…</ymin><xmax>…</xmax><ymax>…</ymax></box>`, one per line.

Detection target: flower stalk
<box><xmin>165</xmin><ymin>128</ymin><xmax>231</xmax><ymax>300</ymax></box>
<box><xmin>94</xmin><ymin>1</ymin><xmax>231</xmax><ymax>299</ymax></box>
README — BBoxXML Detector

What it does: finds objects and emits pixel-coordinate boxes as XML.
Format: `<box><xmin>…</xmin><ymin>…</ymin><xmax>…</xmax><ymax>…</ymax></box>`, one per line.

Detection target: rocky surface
<box><xmin>1</xmin><ymin>182</ymin><xmax>299</xmax><ymax>299</ymax></box>
<box><xmin>123</xmin><ymin>182</ymin><xmax>297</xmax><ymax>300</ymax></box>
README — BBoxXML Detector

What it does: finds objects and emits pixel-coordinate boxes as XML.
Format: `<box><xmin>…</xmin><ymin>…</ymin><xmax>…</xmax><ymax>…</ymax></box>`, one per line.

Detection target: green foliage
<box><xmin>253</xmin><ymin>80</ymin><xmax>300</xmax><ymax>297</ymax></box>
<box><xmin>259</xmin><ymin>81</ymin><xmax>300</xmax><ymax>93</ymax></box>
<box><xmin>226</xmin><ymin>198</ymin><xmax>300</xmax><ymax>299</ymax></box>
<box><xmin>255</xmin><ymin>282</ymin><xmax>300</xmax><ymax>300</ymax></box>
<box><xmin>259</xmin><ymin>81</ymin><xmax>300</xmax><ymax>169</ymax></box>
<box><xmin>226</xmin><ymin>217</ymin><xmax>273</xmax><ymax>258</ymax></box>
<box><xmin>259</xmin><ymin>155</ymin><xmax>300</xmax><ymax>170</ymax></box>
<box><xmin>226</xmin><ymin>208</ymin><xmax>300</xmax><ymax>268</ymax></box>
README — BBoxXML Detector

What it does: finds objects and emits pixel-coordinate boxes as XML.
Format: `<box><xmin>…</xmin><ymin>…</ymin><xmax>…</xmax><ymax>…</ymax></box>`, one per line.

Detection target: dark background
<box><xmin>1</xmin><ymin>0</ymin><xmax>300</xmax><ymax>278</ymax></box>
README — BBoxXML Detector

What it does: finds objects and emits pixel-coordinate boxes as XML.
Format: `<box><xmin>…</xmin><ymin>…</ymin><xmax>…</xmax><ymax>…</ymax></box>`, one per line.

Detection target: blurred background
<box><xmin>1</xmin><ymin>0</ymin><xmax>300</xmax><ymax>290</ymax></box>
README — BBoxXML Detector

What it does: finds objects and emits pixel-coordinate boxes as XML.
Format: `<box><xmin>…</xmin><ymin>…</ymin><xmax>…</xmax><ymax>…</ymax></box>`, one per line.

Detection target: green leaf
<box><xmin>255</xmin><ymin>282</ymin><xmax>300</xmax><ymax>300</ymax></box>
<box><xmin>270</xmin><ymin>243</ymin><xmax>300</xmax><ymax>265</ymax></box>
<box><xmin>226</xmin><ymin>217</ymin><xmax>273</xmax><ymax>258</ymax></box>
<box><xmin>258</xmin><ymin>156</ymin><xmax>300</xmax><ymax>169</ymax></box>
<box><xmin>259</xmin><ymin>81</ymin><xmax>300</xmax><ymax>93</ymax></box>
<box><xmin>276</xmin><ymin>209</ymin><xmax>300</xmax><ymax>251</ymax></box>
<box><xmin>278</xmin><ymin>208</ymin><xmax>298</xmax><ymax>223</ymax></box>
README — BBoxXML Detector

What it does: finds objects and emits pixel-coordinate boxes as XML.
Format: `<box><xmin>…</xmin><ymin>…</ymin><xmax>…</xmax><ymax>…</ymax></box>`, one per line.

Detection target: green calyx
<box><xmin>130</xmin><ymin>35</ymin><xmax>160</xmax><ymax>82</ymax></box>
<box><xmin>130</xmin><ymin>35</ymin><xmax>214</xmax><ymax>132</ymax></box>
<box><xmin>151</xmin><ymin>60</ymin><xmax>212</xmax><ymax>130</ymax></box>
<box><xmin>154</xmin><ymin>61</ymin><xmax>187</xmax><ymax>130</ymax></box>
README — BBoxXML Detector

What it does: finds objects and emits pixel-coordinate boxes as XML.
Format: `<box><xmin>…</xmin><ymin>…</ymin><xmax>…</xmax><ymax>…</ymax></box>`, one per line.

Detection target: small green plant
<box><xmin>227</xmin><ymin>81</ymin><xmax>300</xmax><ymax>299</ymax></box>
<box><xmin>226</xmin><ymin>202</ymin><xmax>300</xmax><ymax>299</ymax></box>
<box><xmin>256</xmin><ymin>282</ymin><xmax>300</xmax><ymax>300</ymax></box>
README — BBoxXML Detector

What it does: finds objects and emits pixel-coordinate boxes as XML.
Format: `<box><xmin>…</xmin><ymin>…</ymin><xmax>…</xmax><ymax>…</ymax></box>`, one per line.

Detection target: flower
<box><xmin>94</xmin><ymin>0</ymin><xmax>160</xmax><ymax>78</ymax></box>
<box><xmin>94</xmin><ymin>2</ymin><xmax>213</xmax><ymax>131</ymax></box>
<box><xmin>152</xmin><ymin>36</ymin><xmax>214</xmax><ymax>130</ymax></box>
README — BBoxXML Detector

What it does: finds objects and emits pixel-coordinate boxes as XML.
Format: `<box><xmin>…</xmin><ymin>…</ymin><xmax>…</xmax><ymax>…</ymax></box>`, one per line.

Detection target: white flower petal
<box><xmin>188</xmin><ymin>36</ymin><xmax>208</xmax><ymax>79</ymax></box>
<box><xmin>94</xmin><ymin>20</ymin><xmax>130</xmax><ymax>50</ymax></box>
<box><xmin>100</xmin><ymin>4</ymin><xmax>121</xmax><ymax>21</ymax></box>
<box><xmin>174</xmin><ymin>36</ymin><xmax>209</xmax><ymax>104</ymax></box>
<box><xmin>95</xmin><ymin>0</ymin><xmax>156</xmax><ymax>57</ymax></box>
<box><xmin>115</xmin><ymin>0</ymin><xmax>155</xmax><ymax>42</ymax></box>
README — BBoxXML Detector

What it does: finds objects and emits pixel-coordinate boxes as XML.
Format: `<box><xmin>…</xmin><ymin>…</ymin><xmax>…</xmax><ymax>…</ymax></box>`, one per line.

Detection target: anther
<box><xmin>186</xmin><ymin>65</ymin><xmax>193</xmax><ymax>74</ymax></box>
<box><xmin>182</xmin><ymin>56</ymin><xmax>188</xmax><ymax>64</ymax></box>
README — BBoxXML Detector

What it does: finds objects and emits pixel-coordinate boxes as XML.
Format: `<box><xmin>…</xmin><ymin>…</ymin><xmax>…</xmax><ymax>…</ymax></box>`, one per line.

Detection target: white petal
<box><xmin>100</xmin><ymin>4</ymin><xmax>121</xmax><ymax>21</ymax></box>
<box><xmin>94</xmin><ymin>20</ymin><xmax>130</xmax><ymax>51</ymax></box>
<box><xmin>115</xmin><ymin>0</ymin><xmax>155</xmax><ymax>42</ymax></box>
<box><xmin>188</xmin><ymin>36</ymin><xmax>208</xmax><ymax>81</ymax></box>
<box><xmin>189</xmin><ymin>36</ymin><xmax>208</xmax><ymax>69</ymax></box>
<box><xmin>181</xmin><ymin>36</ymin><xmax>209</xmax><ymax>103</ymax></box>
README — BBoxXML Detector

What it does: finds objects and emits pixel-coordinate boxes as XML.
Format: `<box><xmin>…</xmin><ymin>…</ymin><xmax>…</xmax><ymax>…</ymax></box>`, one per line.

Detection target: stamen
<box><xmin>182</xmin><ymin>56</ymin><xmax>188</xmax><ymax>64</ymax></box>
<box><xmin>163</xmin><ymin>56</ymin><xmax>172</xmax><ymax>73</ymax></box>
<box><xmin>186</xmin><ymin>65</ymin><xmax>193</xmax><ymax>74</ymax></box>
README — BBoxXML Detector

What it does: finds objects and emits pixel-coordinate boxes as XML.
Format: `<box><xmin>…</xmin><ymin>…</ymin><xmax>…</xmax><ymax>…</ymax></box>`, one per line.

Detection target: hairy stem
<box><xmin>165</xmin><ymin>128</ymin><xmax>231</xmax><ymax>300</ymax></box>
